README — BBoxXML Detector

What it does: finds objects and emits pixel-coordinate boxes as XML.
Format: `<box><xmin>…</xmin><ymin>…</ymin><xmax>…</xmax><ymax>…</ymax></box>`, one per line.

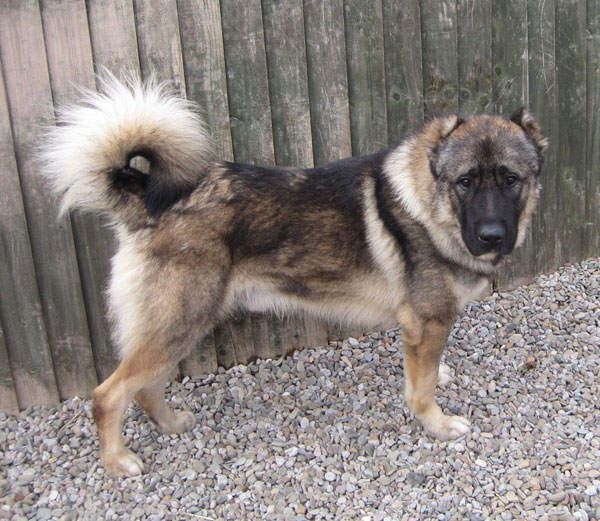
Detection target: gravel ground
<box><xmin>1</xmin><ymin>259</ymin><xmax>600</xmax><ymax>521</ymax></box>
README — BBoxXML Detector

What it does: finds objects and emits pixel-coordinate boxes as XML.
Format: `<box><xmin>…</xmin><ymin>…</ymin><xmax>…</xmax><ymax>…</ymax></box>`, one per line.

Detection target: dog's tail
<box><xmin>40</xmin><ymin>75</ymin><xmax>213</xmax><ymax>226</ymax></box>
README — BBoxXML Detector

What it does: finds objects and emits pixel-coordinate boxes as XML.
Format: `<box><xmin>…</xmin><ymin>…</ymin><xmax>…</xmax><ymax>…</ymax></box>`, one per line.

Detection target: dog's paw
<box><xmin>428</xmin><ymin>414</ymin><xmax>471</xmax><ymax>440</ymax></box>
<box><xmin>416</xmin><ymin>403</ymin><xmax>471</xmax><ymax>441</ymax></box>
<box><xmin>437</xmin><ymin>364</ymin><xmax>453</xmax><ymax>386</ymax></box>
<box><xmin>102</xmin><ymin>449</ymin><xmax>144</xmax><ymax>478</ymax></box>
<box><xmin>160</xmin><ymin>410</ymin><xmax>196</xmax><ymax>434</ymax></box>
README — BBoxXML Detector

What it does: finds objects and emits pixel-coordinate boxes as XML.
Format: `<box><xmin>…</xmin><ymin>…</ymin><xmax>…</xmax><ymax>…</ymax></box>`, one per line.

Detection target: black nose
<box><xmin>477</xmin><ymin>221</ymin><xmax>505</xmax><ymax>247</ymax></box>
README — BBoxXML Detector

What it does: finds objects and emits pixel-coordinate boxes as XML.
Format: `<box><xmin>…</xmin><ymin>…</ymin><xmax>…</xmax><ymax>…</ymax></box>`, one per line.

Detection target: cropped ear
<box><xmin>426</xmin><ymin>114</ymin><xmax>464</xmax><ymax>177</ymax></box>
<box><xmin>510</xmin><ymin>108</ymin><xmax>549</xmax><ymax>155</ymax></box>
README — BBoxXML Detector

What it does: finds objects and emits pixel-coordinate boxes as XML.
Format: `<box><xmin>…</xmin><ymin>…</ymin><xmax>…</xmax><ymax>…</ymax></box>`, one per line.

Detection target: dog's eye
<box><xmin>506</xmin><ymin>175</ymin><xmax>518</xmax><ymax>186</ymax></box>
<box><xmin>458</xmin><ymin>177</ymin><xmax>472</xmax><ymax>189</ymax></box>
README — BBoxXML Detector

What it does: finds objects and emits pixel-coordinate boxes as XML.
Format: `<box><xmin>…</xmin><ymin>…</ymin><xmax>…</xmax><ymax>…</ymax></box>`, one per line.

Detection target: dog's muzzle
<box><xmin>477</xmin><ymin>220</ymin><xmax>506</xmax><ymax>250</ymax></box>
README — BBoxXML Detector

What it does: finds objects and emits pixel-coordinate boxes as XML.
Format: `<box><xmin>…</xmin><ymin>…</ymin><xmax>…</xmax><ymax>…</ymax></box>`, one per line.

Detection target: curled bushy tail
<box><xmin>40</xmin><ymin>75</ymin><xmax>213</xmax><ymax>224</ymax></box>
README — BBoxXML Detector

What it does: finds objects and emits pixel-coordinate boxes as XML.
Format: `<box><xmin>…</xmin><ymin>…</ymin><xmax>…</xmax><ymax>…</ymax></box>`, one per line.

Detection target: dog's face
<box><xmin>431</xmin><ymin>110</ymin><xmax>547</xmax><ymax>259</ymax></box>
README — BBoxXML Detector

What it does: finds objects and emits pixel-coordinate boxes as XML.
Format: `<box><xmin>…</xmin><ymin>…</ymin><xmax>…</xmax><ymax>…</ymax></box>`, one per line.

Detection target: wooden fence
<box><xmin>0</xmin><ymin>0</ymin><xmax>598</xmax><ymax>413</ymax></box>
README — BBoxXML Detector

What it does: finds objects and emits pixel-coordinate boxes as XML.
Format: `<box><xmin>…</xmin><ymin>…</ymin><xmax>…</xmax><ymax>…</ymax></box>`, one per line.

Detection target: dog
<box><xmin>40</xmin><ymin>77</ymin><xmax>547</xmax><ymax>477</ymax></box>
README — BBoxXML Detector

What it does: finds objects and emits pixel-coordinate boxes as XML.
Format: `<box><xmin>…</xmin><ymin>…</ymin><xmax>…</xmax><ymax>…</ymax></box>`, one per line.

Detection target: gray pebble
<box><xmin>36</xmin><ymin>508</ymin><xmax>53</xmax><ymax>520</ymax></box>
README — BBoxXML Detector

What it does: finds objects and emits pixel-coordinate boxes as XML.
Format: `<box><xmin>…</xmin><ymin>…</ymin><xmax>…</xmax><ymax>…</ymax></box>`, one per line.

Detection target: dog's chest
<box><xmin>454</xmin><ymin>276</ymin><xmax>490</xmax><ymax>311</ymax></box>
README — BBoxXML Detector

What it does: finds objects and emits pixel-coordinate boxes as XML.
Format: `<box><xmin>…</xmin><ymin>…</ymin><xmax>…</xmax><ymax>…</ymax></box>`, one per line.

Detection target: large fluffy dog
<box><xmin>41</xmin><ymin>78</ymin><xmax>547</xmax><ymax>477</ymax></box>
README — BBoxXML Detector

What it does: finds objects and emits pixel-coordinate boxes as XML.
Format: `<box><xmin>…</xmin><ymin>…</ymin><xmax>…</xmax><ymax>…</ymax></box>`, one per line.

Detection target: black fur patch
<box><xmin>116</xmin><ymin>151</ymin><xmax>198</xmax><ymax>218</ymax></box>
<box><xmin>145</xmin><ymin>175</ymin><xmax>195</xmax><ymax>218</ymax></box>
<box><xmin>110</xmin><ymin>165</ymin><xmax>148</xmax><ymax>198</ymax></box>
<box><xmin>373</xmin><ymin>171</ymin><xmax>414</xmax><ymax>273</ymax></box>
<box><xmin>221</xmin><ymin>155</ymin><xmax>380</xmax><ymax>269</ymax></box>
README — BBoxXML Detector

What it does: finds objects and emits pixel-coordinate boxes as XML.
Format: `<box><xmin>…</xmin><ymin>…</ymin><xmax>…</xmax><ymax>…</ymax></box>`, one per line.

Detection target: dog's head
<box><xmin>428</xmin><ymin>110</ymin><xmax>548</xmax><ymax>260</ymax></box>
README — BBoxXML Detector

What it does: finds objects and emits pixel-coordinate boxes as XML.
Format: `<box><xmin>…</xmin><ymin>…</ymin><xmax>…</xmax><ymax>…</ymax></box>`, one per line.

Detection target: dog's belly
<box><xmin>224</xmin><ymin>275</ymin><xmax>402</xmax><ymax>326</ymax></box>
<box><xmin>232</xmin><ymin>280</ymin><xmax>297</xmax><ymax>314</ymax></box>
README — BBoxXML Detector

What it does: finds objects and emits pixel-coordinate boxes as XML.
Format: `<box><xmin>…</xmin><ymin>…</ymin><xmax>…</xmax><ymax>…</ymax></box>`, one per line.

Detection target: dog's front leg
<box><xmin>399</xmin><ymin>310</ymin><xmax>471</xmax><ymax>439</ymax></box>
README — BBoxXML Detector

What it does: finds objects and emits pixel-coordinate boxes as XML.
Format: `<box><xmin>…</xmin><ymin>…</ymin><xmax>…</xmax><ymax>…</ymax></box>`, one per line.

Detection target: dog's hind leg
<box><xmin>93</xmin><ymin>324</ymin><xmax>210</xmax><ymax>478</ymax></box>
<box><xmin>92</xmin><ymin>339</ymin><xmax>198</xmax><ymax>477</ymax></box>
<box><xmin>94</xmin><ymin>305</ymin><xmax>221</xmax><ymax>477</ymax></box>
<box><xmin>134</xmin><ymin>377</ymin><xmax>196</xmax><ymax>434</ymax></box>
<box><xmin>92</xmin><ymin>350</ymin><xmax>164</xmax><ymax>477</ymax></box>
<box><xmin>94</xmin><ymin>243</ymin><xmax>230</xmax><ymax>477</ymax></box>
<box><xmin>398</xmin><ymin>308</ymin><xmax>471</xmax><ymax>440</ymax></box>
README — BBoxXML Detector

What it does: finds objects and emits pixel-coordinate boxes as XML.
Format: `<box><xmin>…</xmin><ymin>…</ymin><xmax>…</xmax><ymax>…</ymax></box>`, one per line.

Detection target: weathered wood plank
<box><xmin>0</xmin><ymin>0</ymin><xmax>92</xmax><ymax>402</ymax></box>
<box><xmin>181</xmin><ymin>332</ymin><xmax>219</xmax><ymax>376</ymax></box>
<box><xmin>303</xmin><ymin>0</ymin><xmax>357</xmax><ymax>343</ymax></box>
<box><xmin>303</xmin><ymin>0</ymin><xmax>352</xmax><ymax>165</ymax></box>
<box><xmin>555</xmin><ymin>0</ymin><xmax>587</xmax><ymax>266</ymax></box>
<box><xmin>177</xmin><ymin>0</ymin><xmax>229</xmax><ymax>374</ymax></box>
<box><xmin>586</xmin><ymin>0</ymin><xmax>600</xmax><ymax>258</ymax></box>
<box><xmin>491</xmin><ymin>0</ymin><xmax>532</xmax><ymax>289</ymax></box>
<box><xmin>177</xmin><ymin>0</ymin><xmax>234</xmax><ymax>161</ymax></box>
<box><xmin>133</xmin><ymin>0</ymin><xmax>185</xmax><ymax>90</ymax></box>
<box><xmin>220</xmin><ymin>0</ymin><xmax>276</xmax><ymax>363</ymax></box>
<box><xmin>226</xmin><ymin>312</ymin><xmax>257</xmax><ymax>366</ymax></box>
<box><xmin>87</xmin><ymin>0</ymin><xmax>141</xmax><ymax>76</ymax></box>
<box><xmin>133</xmin><ymin>0</ymin><xmax>196</xmax><ymax>376</ymax></box>
<box><xmin>0</xmin><ymin>63</ymin><xmax>58</xmax><ymax>409</ymax></box>
<box><xmin>262</xmin><ymin>0</ymin><xmax>313</xmax><ymax>166</ymax></box>
<box><xmin>220</xmin><ymin>0</ymin><xmax>275</xmax><ymax>164</ymax></box>
<box><xmin>301</xmin><ymin>313</ymin><xmax>329</xmax><ymax>349</ymax></box>
<box><xmin>214</xmin><ymin>324</ymin><xmax>237</xmax><ymax>368</ymax></box>
<box><xmin>527</xmin><ymin>0</ymin><xmax>559</xmax><ymax>277</ymax></box>
<box><xmin>0</xmin><ymin>322</ymin><xmax>19</xmax><ymax>414</ymax></box>
<box><xmin>86</xmin><ymin>0</ymin><xmax>142</xmax><ymax>380</ymax></box>
<box><xmin>382</xmin><ymin>0</ymin><xmax>424</xmax><ymax>143</ymax></box>
<box><xmin>457</xmin><ymin>0</ymin><xmax>493</xmax><ymax>114</ymax></box>
<box><xmin>492</xmin><ymin>0</ymin><xmax>528</xmax><ymax>114</ymax></box>
<box><xmin>420</xmin><ymin>0</ymin><xmax>459</xmax><ymax>115</ymax></box>
<box><xmin>262</xmin><ymin>0</ymin><xmax>329</xmax><ymax>351</ymax></box>
<box><xmin>40</xmin><ymin>0</ymin><xmax>103</xmax><ymax>398</ymax></box>
<box><xmin>343</xmin><ymin>0</ymin><xmax>388</xmax><ymax>155</ymax></box>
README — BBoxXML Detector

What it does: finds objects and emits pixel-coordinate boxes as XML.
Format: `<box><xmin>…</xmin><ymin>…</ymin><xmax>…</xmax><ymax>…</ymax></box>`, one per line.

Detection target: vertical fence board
<box><xmin>0</xmin><ymin>0</ymin><xmax>92</xmax><ymax>402</ymax></box>
<box><xmin>220</xmin><ymin>0</ymin><xmax>275</xmax><ymax>165</ymax></box>
<box><xmin>303</xmin><ymin>0</ymin><xmax>352</xmax><ymax>166</ymax></box>
<box><xmin>457</xmin><ymin>0</ymin><xmax>493</xmax><ymax>114</ymax></box>
<box><xmin>214</xmin><ymin>324</ymin><xmax>237</xmax><ymax>368</ymax></box>
<box><xmin>133</xmin><ymin>0</ymin><xmax>185</xmax><ymax>90</ymax></box>
<box><xmin>382</xmin><ymin>0</ymin><xmax>424</xmax><ymax>144</ymax></box>
<box><xmin>176</xmin><ymin>0</ymin><xmax>228</xmax><ymax>376</ymax></box>
<box><xmin>0</xmin><ymin>322</ymin><xmax>19</xmax><ymax>414</ymax></box>
<box><xmin>344</xmin><ymin>0</ymin><xmax>387</xmax><ymax>155</ymax></box>
<box><xmin>420</xmin><ymin>0</ymin><xmax>459</xmax><ymax>115</ymax></box>
<box><xmin>492</xmin><ymin>1</ymin><xmax>529</xmax><ymax>114</ymax></box>
<box><xmin>177</xmin><ymin>0</ymin><xmax>233</xmax><ymax>161</ymax></box>
<box><xmin>86</xmin><ymin>0</ymin><xmax>141</xmax><ymax>381</ymax></box>
<box><xmin>586</xmin><ymin>0</ymin><xmax>600</xmax><ymax>258</ymax></box>
<box><xmin>262</xmin><ymin>0</ymin><xmax>313</xmax><ymax>167</ymax></box>
<box><xmin>226</xmin><ymin>313</ymin><xmax>257</xmax><ymax>366</ymax></box>
<box><xmin>303</xmin><ymin>0</ymin><xmax>358</xmax><ymax>342</ymax></box>
<box><xmin>180</xmin><ymin>333</ymin><xmax>218</xmax><ymax>377</ymax></box>
<box><xmin>132</xmin><ymin>0</ymin><xmax>196</xmax><ymax>376</ymax></box>
<box><xmin>492</xmin><ymin>0</ymin><xmax>533</xmax><ymax>289</ymax></box>
<box><xmin>220</xmin><ymin>0</ymin><xmax>279</xmax><ymax>364</ymax></box>
<box><xmin>87</xmin><ymin>0</ymin><xmax>140</xmax><ymax>76</ymax></box>
<box><xmin>528</xmin><ymin>0</ymin><xmax>559</xmax><ymax>277</ymax></box>
<box><xmin>40</xmin><ymin>0</ymin><xmax>103</xmax><ymax>398</ymax></box>
<box><xmin>0</xmin><ymin>62</ymin><xmax>59</xmax><ymax>409</ymax></box>
<box><xmin>262</xmin><ymin>0</ymin><xmax>328</xmax><ymax>350</ymax></box>
<box><xmin>555</xmin><ymin>1</ymin><xmax>587</xmax><ymax>266</ymax></box>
